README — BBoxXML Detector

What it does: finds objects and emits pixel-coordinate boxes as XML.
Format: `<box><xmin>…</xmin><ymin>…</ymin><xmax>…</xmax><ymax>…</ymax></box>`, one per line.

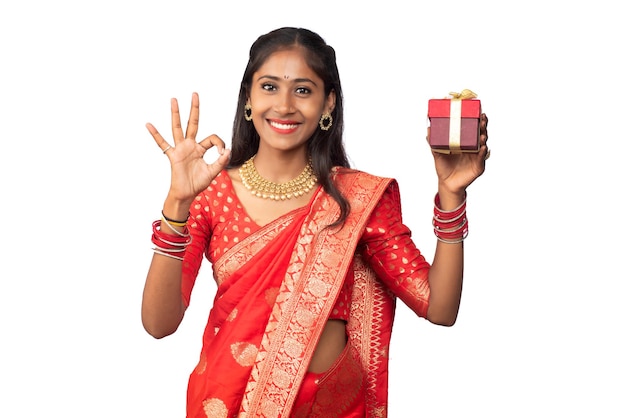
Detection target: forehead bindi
<box><xmin>256</xmin><ymin>49</ymin><xmax>320</xmax><ymax>85</ymax></box>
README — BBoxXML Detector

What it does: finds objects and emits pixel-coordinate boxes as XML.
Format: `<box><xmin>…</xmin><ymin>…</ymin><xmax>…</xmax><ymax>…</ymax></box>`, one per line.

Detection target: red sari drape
<box><xmin>180</xmin><ymin>168</ymin><xmax>430</xmax><ymax>417</ymax></box>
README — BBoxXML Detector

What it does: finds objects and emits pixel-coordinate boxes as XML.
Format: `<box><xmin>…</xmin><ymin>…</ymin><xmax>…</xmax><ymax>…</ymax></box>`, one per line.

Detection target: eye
<box><xmin>295</xmin><ymin>86</ymin><xmax>311</xmax><ymax>95</ymax></box>
<box><xmin>262</xmin><ymin>83</ymin><xmax>276</xmax><ymax>91</ymax></box>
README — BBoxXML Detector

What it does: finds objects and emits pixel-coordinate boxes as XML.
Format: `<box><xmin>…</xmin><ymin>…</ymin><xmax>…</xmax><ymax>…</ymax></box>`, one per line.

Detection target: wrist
<box><xmin>435</xmin><ymin>187</ymin><xmax>466</xmax><ymax>211</ymax></box>
<box><xmin>163</xmin><ymin>195</ymin><xmax>194</xmax><ymax>221</ymax></box>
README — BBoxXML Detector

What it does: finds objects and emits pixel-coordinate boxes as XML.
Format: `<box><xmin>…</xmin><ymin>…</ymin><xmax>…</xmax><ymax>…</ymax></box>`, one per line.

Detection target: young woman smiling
<box><xmin>142</xmin><ymin>27</ymin><xmax>490</xmax><ymax>417</ymax></box>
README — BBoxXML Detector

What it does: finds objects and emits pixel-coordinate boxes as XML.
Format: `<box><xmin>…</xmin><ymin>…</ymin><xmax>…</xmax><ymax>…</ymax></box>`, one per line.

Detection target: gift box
<box><xmin>428</xmin><ymin>90</ymin><xmax>481</xmax><ymax>153</ymax></box>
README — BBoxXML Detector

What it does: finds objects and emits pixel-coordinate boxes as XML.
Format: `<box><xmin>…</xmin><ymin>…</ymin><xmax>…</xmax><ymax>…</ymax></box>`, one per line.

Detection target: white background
<box><xmin>1</xmin><ymin>1</ymin><xmax>624</xmax><ymax>417</ymax></box>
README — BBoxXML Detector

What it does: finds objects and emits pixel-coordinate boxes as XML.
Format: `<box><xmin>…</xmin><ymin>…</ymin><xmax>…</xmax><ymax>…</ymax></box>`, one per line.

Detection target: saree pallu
<box><xmin>182</xmin><ymin>169</ymin><xmax>429</xmax><ymax>417</ymax></box>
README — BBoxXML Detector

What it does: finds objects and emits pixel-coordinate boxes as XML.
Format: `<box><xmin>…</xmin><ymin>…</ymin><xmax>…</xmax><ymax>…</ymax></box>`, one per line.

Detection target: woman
<box><xmin>142</xmin><ymin>27</ymin><xmax>489</xmax><ymax>417</ymax></box>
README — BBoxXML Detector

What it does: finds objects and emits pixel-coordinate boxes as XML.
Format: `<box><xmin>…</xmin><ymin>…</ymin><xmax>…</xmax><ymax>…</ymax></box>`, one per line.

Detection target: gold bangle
<box><xmin>161</xmin><ymin>210</ymin><xmax>189</xmax><ymax>227</ymax></box>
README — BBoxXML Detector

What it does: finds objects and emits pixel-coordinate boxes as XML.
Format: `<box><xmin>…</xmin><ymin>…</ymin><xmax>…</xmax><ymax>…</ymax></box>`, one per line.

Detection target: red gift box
<box><xmin>428</xmin><ymin>91</ymin><xmax>481</xmax><ymax>153</ymax></box>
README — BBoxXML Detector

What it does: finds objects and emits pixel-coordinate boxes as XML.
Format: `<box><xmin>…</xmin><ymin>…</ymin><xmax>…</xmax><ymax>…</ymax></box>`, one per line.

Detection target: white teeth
<box><xmin>270</xmin><ymin>121</ymin><xmax>298</xmax><ymax>130</ymax></box>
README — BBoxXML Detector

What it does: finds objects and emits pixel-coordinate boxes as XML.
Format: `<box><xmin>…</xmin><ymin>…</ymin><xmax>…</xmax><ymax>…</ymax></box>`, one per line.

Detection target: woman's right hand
<box><xmin>146</xmin><ymin>92</ymin><xmax>231</xmax><ymax>205</ymax></box>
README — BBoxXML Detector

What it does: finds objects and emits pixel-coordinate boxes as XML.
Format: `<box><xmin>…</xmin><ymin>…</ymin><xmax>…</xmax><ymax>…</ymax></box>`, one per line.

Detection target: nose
<box><xmin>274</xmin><ymin>91</ymin><xmax>295</xmax><ymax>115</ymax></box>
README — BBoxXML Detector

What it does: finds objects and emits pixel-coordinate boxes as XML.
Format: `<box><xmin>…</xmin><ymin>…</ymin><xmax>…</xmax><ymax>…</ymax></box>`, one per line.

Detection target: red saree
<box><xmin>180</xmin><ymin>168</ymin><xmax>431</xmax><ymax>417</ymax></box>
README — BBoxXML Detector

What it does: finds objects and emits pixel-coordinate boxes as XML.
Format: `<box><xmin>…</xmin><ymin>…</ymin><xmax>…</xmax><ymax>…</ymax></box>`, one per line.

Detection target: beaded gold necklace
<box><xmin>239</xmin><ymin>155</ymin><xmax>317</xmax><ymax>200</ymax></box>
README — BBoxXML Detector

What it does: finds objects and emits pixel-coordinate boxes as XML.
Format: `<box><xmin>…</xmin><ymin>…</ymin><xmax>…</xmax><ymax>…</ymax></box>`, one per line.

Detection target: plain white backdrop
<box><xmin>1</xmin><ymin>1</ymin><xmax>624</xmax><ymax>417</ymax></box>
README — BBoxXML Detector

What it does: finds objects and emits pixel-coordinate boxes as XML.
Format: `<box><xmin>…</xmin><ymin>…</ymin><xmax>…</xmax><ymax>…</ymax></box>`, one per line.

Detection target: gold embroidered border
<box><xmin>349</xmin><ymin>254</ymin><xmax>394</xmax><ymax>417</ymax></box>
<box><xmin>212</xmin><ymin>214</ymin><xmax>297</xmax><ymax>286</ymax></box>
<box><xmin>239</xmin><ymin>170</ymin><xmax>393</xmax><ymax>417</ymax></box>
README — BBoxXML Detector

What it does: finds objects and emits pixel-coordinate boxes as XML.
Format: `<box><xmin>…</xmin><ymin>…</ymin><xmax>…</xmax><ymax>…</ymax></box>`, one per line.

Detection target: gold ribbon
<box><xmin>449</xmin><ymin>89</ymin><xmax>478</xmax><ymax>100</ymax></box>
<box><xmin>448</xmin><ymin>89</ymin><xmax>477</xmax><ymax>152</ymax></box>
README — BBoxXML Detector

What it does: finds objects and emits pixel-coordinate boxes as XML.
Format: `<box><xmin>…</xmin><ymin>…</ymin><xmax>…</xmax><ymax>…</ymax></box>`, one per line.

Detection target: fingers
<box><xmin>214</xmin><ymin>147</ymin><xmax>232</xmax><ymax>169</ymax></box>
<box><xmin>198</xmin><ymin>134</ymin><xmax>227</xmax><ymax>153</ymax></box>
<box><xmin>479</xmin><ymin>120</ymin><xmax>489</xmax><ymax>162</ymax></box>
<box><xmin>480</xmin><ymin>113</ymin><xmax>488</xmax><ymax>140</ymax></box>
<box><xmin>185</xmin><ymin>92</ymin><xmax>200</xmax><ymax>140</ymax></box>
<box><xmin>479</xmin><ymin>136</ymin><xmax>490</xmax><ymax>164</ymax></box>
<box><xmin>170</xmin><ymin>98</ymin><xmax>184</xmax><ymax>144</ymax></box>
<box><xmin>146</xmin><ymin>122</ymin><xmax>172</xmax><ymax>153</ymax></box>
<box><xmin>199</xmin><ymin>134</ymin><xmax>231</xmax><ymax>171</ymax></box>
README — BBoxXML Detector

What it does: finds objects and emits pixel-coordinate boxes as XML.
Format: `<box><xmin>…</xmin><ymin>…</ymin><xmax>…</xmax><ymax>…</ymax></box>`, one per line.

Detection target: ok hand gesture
<box><xmin>146</xmin><ymin>92</ymin><xmax>231</xmax><ymax>204</ymax></box>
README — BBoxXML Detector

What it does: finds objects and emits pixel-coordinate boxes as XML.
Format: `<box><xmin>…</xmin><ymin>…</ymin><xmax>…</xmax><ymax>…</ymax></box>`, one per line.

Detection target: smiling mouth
<box><xmin>269</xmin><ymin>120</ymin><xmax>299</xmax><ymax>130</ymax></box>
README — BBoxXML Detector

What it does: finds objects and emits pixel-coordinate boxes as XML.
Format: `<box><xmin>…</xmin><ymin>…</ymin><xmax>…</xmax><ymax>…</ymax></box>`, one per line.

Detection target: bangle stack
<box><xmin>151</xmin><ymin>212</ymin><xmax>191</xmax><ymax>261</ymax></box>
<box><xmin>432</xmin><ymin>193</ymin><xmax>468</xmax><ymax>244</ymax></box>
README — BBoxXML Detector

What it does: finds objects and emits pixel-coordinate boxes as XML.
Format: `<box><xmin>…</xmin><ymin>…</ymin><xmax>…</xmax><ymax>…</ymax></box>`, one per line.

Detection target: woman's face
<box><xmin>248</xmin><ymin>47</ymin><xmax>335</xmax><ymax>155</ymax></box>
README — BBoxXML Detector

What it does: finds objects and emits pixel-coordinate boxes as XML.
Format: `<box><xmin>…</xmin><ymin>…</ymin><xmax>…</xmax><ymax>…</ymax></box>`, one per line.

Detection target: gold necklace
<box><xmin>239</xmin><ymin>155</ymin><xmax>318</xmax><ymax>200</ymax></box>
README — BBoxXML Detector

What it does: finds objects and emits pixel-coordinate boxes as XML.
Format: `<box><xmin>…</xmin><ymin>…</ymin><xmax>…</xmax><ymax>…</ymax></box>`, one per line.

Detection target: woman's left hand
<box><xmin>430</xmin><ymin>113</ymin><xmax>489</xmax><ymax>195</ymax></box>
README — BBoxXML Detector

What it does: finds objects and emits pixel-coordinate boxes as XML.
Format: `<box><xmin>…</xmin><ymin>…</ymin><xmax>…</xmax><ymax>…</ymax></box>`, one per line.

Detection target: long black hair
<box><xmin>228</xmin><ymin>27</ymin><xmax>351</xmax><ymax>226</ymax></box>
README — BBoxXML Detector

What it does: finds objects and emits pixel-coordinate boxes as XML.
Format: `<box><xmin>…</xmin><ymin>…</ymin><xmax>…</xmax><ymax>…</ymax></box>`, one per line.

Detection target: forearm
<box><xmin>162</xmin><ymin>193</ymin><xmax>194</xmax><ymax>224</ymax></box>
<box><xmin>141</xmin><ymin>256</ymin><xmax>187</xmax><ymax>338</ymax></box>
<box><xmin>427</xmin><ymin>241</ymin><xmax>463</xmax><ymax>326</ymax></box>
<box><xmin>425</xmin><ymin>188</ymin><xmax>466</xmax><ymax>326</ymax></box>
<box><xmin>141</xmin><ymin>196</ymin><xmax>193</xmax><ymax>338</ymax></box>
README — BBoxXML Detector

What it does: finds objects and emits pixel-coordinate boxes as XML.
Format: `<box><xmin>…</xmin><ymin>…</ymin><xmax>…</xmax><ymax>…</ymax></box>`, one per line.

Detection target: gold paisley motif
<box><xmin>283</xmin><ymin>337</ymin><xmax>305</xmax><ymax>358</ymax></box>
<box><xmin>294</xmin><ymin>309</ymin><xmax>315</xmax><ymax>327</ymax></box>
<box><xmin>226</xmin><ymin>308</ymin><xmax>238</xmax><ymax>322</ymax></box>
<box><xmin>231</xmin><ymin>342</ymin><xmax>258</xmax><ymax>367</ymax></box>
<box><xmin>307</xmin><ymin>279</ymin><xmax>329</xmax><ymax>298</ymax></box>
<box><xmin>260</xmin><ymin>400</ymin><xmax>280</xmax><ymax>418</ymax></box>
<box><xmin>202</xmin><ymin>398</ymin><xmax>228</xmax><ymax>418</ymax></box>
<box><xmin>271</xmin><ymin>368</ymin><xmax>292</xmax><ymax>389</ymax></box>
<box><xmin>194</xmin><ymin>352</ymin><xmax>207</xmax><ymax>375</ymax></box>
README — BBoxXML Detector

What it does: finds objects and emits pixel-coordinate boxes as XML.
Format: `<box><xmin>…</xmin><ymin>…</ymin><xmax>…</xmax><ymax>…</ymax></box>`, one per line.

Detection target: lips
<box><xmin>268</xmin><ymin>119</ymin><xmax>300</xmax><ymax>133</ymax></box>
<box><xmin>270</xmin><ymin>120</ymin><xmax>298</xmax><ymax>129</ymax></box>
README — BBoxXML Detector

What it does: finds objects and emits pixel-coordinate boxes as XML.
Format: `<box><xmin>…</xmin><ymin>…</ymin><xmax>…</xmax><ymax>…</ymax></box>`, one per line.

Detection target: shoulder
<box><xmin>332</xmin><ymin>167</ymin><xmax>397</xmax><ymax>191</ymax></box>
<box><xmin>332</xmin><ymin>166</ymin><xmax>391</xmax><ymax>182</ymax></box>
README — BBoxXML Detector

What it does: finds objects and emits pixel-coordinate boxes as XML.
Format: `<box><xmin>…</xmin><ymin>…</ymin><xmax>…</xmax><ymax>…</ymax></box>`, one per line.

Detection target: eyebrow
<box><xmin>256</xmin><ymin>75</ymin><xmax>318</xmax><ymax>86</ymax></box>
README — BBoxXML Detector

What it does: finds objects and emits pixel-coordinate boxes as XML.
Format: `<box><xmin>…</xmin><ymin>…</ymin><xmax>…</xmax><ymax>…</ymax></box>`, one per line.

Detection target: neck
<box><xmin>252</xmin><ymin>149</ymin><xmax>310</xmax><ymax>183</ymax></box>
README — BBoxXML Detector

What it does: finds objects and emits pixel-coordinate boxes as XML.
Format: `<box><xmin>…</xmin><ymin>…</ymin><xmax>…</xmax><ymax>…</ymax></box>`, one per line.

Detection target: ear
<box><xmin>325</xmin><ymin>90</ymin><xmax>336</xmax><ymax>114</ymax></box>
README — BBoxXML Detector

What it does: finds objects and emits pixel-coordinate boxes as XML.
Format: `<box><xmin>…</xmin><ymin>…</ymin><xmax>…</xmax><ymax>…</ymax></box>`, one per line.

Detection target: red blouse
<box><xmin>181</xmin><ymin>170</ymin><xmax>430</xmax><ymax>320</ymax></box>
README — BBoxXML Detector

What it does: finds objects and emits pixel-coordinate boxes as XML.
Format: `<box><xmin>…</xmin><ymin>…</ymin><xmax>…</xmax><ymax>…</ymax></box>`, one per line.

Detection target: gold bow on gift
<box><xmin>449</xmin><ymin>89</ymin><xmax>477</xmax><ymax>100</ymax></box>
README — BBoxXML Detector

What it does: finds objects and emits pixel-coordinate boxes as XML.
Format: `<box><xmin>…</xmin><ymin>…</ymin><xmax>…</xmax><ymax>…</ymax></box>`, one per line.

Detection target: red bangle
<box><xmin>433</xmin><ymin>193</ymin><xmax>468</xmax><ymax>243</ymax></box>
<box><xmin>434</xmin><ymin>218</ymin><xmax>468</xmax><ymax>239</ymax></box>
<box><xmin>151</xmin><ymin>220</ymin><xmax>191</xmax><ymax>260</ymax></box>
<box><xmin>152</xmin><ymin>220</ymin><xmax>191</xmax><ymax>247</ymax></box>
<box><xmin>433</xmin><ymin>193</ymin><xmax>466</xmax><ymax>221</ymax></box>
<box><xmin>433</xmin><ymin>214</ymin><xmax>466</xmax><ymax>231</ymax></box>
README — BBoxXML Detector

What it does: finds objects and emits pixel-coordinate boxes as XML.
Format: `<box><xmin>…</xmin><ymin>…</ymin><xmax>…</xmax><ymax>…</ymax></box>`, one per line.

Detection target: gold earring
<box><xmin>244</xmin><ymin>104</ymin><xmax>252</xmax><ymax>121</ymax></box>
<box><xmin>319</xmin><ymin>113</ymin><xmax>332</xmax><ymax>131</ymax></box>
